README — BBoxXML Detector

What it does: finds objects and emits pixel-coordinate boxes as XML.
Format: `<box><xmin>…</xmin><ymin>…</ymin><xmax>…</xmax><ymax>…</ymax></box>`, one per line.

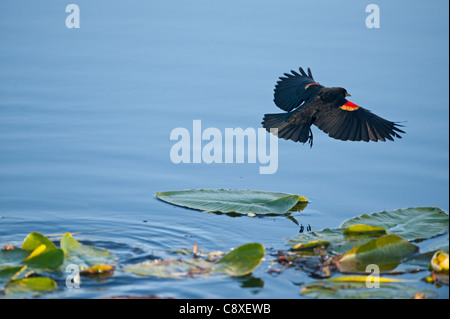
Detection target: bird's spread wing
<box><xmin>313</xmin><ymin>101</ymin><xmax>405</xmax><ymax>142</ymax></box>
<box><xmin>273</xmin><ymin>67</ymin><xmax>324</xmax><ymax>112</ymax></box>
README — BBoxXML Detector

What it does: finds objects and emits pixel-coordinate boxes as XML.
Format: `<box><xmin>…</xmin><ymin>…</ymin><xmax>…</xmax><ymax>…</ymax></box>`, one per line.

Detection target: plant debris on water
<box><xmin>1</xmin><ymin>189</ymin><xmax>448</xmax><ymax>299</ymax></box>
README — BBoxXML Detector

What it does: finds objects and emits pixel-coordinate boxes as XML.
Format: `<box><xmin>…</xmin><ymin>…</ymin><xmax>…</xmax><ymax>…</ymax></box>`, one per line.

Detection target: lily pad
<box><xmin>328</xmin><ymin>275</ymin><xmax>412</xmax><ymax>283</ymax></box>
<box><xmin>80</xmin><ymin>264</ymin><xmax>116</xmax><ymax>277</ymax></box>
<box><xmin>343</xmin><ymin>224</ymin><xmax>387</xmax><ymax>236</ymax></box>
<box><xmin>288</xmin><ymin>228</ymin><xmax>378</xmax><ymax>254</ymax></box>
<box><xmin>22</xmin><ymin>232</ymin><xmax>57</xmax><ymax>253</ymax></box>
<box><xmin>23</xmin><ymin>248</ymin><xmax>64</xmax><ymax>271</ymax></box>
<box><xmin>0</xmin><ymin>249</ymin><xmax>30</xmax><ymax>269</ymax></box>
<box><xmin>5</xmin><ymin>277</ymin><xmax>57</xmax><ymax>297</ymax></box>
<box><xmin>213</xmin><ymin>243</ymin><xmax>265</xmax><ymax>276</ymax></box>
<box><xmin>300</xmin><ymin>281</ymin><xmax>437</xmax><ymax>299</ymax></box>
<box><xmin>124</xmin><ymin>243</ymin><xmax>265</xmax><ymax>279</ymax></box>
<box><xmin>341</xmin><ymin>207</ymin><xmax>449</xmax><ymax>241</ymax></box>
<box><xmin>156</xmin><ymin>189</ymin><xmax>307</xmax><ymax>215</ymax></box>
<box><xmin>289</xmin><ymin>207</ymin><xmax>449</xmax><ymax>254</ymax></box>
<box><xmin>60</xmin><ymin>233</ymin><xmax>117</xmax><ymax>271</ymax></box>
<box><xmin>123</xmin><ymin>259</ymin><xmax>204</xmax><ymax>279</ymax></box>
<box><xmin>337</xmin><ymin>235</ymin><xmax>419</xmax><ymax>272</ymax></box>
<box><xmin>0</xmin><ymin>266</ymin><xmax>24</xmax><ymax>285</ymax></box>
<box><xmin>291</xmin><ymin>239</ymin><xmax>330</xmax><ymax>251</ymax></box>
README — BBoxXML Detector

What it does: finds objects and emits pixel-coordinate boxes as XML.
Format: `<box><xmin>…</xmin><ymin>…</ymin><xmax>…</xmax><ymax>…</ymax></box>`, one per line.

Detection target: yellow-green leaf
<box><xmin>214</xmin><ymin>243</ymin><xmax>265</xmax><ymax>276</ymax></box>
<box><xmin>337</xmin><ymin>235</ymin><xmax>419</xmax><ymax>272</ymax></box>
<box><xmin>80</xmin><ymin>264</ymin><xmax>115</xmax><ymax>277</ymax></box>
<box><xmin>328</xmin><ymin>275</ymin><xmax>413</xmax><ymax>283</ymax></box>
<box><xmin>22</xmin><ymin>232</ymin><xmax>57</xmax><ymax>253</ymax></box>
<box><xmin>343</xmin><ymin>224</ymin><xmax>387</xmax><ymax>236</ymax></box>
<box><xmin>5</xmin><ymin>277</ymin><xmax>57</xmax><ymax>297</ymax></box>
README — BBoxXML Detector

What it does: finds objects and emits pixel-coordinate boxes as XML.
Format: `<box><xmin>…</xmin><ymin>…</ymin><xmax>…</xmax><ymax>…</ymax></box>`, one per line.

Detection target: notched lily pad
<box><xmin>156</xmin><ymin>189</ymin><xmax>308</xmax><ymax>215</ymax></box>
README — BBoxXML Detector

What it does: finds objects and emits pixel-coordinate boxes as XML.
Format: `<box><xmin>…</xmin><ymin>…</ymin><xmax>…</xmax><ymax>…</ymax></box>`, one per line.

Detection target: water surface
<box><xmin>0</xmin><ymin>0</ymin><xmax>448</xmax><ymax>298</ymax></box>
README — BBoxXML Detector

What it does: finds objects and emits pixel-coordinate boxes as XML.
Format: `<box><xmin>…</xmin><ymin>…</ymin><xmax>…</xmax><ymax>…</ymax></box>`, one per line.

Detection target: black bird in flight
<box><xmin>262</xmin><ymin>67</ymin><xmax>405</xmax><ymax>147</ymax></box>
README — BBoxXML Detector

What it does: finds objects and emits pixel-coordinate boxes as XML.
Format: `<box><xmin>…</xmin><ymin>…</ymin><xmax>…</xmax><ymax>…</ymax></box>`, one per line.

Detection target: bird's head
<box><xmin>337</xmin><ymin>87</ymin><xmax>351</xmax><ymax>97</ymax></box>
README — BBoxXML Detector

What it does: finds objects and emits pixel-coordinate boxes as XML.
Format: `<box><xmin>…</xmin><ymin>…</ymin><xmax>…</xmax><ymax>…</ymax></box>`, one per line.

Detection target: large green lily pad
<box><xmin>156</xmin><ymin>189</ymin><xmax>307</xmax><ymax>215</ymax></box>
<box><xmin>341</xmin><ymin>207</ymin><xmax>449</xmax><ymax>241</ymax></box>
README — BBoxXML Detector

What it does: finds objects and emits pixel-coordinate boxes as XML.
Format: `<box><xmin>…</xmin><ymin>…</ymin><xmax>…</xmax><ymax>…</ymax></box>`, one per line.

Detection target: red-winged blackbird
<box><xmin>262</xmin><ymin>67</ymin><xmax>405</xmax><ymax>147</ymax></box>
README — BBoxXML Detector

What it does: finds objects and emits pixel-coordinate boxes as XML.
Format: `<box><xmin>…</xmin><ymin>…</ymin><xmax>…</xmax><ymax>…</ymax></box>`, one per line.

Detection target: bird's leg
<box><xmin>308</xmin><ymin>128</ymin><xmax>314</xmax><ymax>148</ymax></box>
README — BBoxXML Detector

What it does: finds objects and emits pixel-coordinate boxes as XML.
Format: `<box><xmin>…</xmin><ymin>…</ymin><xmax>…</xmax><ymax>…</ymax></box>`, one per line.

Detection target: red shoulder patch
<box><xmin>340</xmin><ymin>100</ymin><xmax>360</xmax><ymax>111</ymax></box>
<box><xmin>304</xmin><ymin>83</ymin><xmax>320</xmax><ymax>89</ymax></box>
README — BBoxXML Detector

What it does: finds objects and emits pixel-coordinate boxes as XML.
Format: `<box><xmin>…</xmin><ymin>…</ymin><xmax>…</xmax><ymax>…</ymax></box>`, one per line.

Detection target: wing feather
<box><xmin>314</xmin><ymin>104</ymin><xmax>404</xmax><ymax>142</ymax></box>
<box><xmin>273</xmin><ymin>67</ymin><xmax>323</xmax><ymax>112</ymax></box>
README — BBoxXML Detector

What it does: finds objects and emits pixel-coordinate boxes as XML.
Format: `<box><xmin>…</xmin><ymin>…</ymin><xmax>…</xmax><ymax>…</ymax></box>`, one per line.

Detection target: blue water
<box><xmin>0</xmin><ymin>0</ymin><xmax>448</xmax><ymax>298</ymax></box>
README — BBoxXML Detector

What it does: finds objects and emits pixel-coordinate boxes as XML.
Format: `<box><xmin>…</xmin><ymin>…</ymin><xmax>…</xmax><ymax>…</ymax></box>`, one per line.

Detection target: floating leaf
<box><xmin>403</xmin><ymin>251</ymin><xmax>436</xmax><ymax>269</ymax></box>
<box><xmin>22</xmin><ymin>232</ymin><xmax>57</xmax><ymax>253</ymax></box>
<box><xmin>418</xmin><ymin>232</ymin><xmax>449</xmax><ymax>255</ymax></box>
<box><xmin>23</xmin><ymin>249</ymin><xmax>64</xmax><ymax>270</ymax></box>
<box><xmin>1</xmin><ymin>242</ymin><xmax>63</xmax><ymax>272</ymax></box>
<box><xmin>80</xmin><ymin>264</ymin><xmax>115</xmax><ymax>277</ymax></box>
<box><xmin>341</xmin><ymin>207</ymin><xmax>449</xmax><ymax>241</ymax></box>
<box><xmin>288</xmin><ymin>228</ymin><xmax>377</xmax><ymax>254</ymax></box>
<box><xmin>337</xmin><ymin>235</ymin><xmax>419</xmax><ymax>272</ymax></box>
<box><xmin>23</xmin><ymin>244</ymin><xmax>47</xmax><ymax>261</ymax></box>
<box><xmin>124</xmin><ymin>243</ymin><xmax>265</xmax><ymax>279</ymax></box>
<box><xmin>60</xmin><ymin>233</ymin><xmax>116</xmax><ymax>270</ymax></box>
<box><xmin>328</xmin><ymin>275</ymin><xmax>412</xmax><ymax>283</ymax></box>
<box><xmin>156</xmin><ymin>189</ymin><xmax>307</xmax><ymax>215</ymax></box>
<box><xmin>300</xmin><ymin>281</ymin><xmax>437</xmax><ymax>299</ymax></box>
<box><xmin>343</xmin><ymin>224</ymin><xmax>387</xmax><ymax>236</ymax></box>
<box><xmin>291</xmin><ymin>239</ymin><xmax>330</xmax><ymax>251</ymax></box>
<box><xmin>5</xmin><ymin>277</ymin><xmax>57</xmax><ymax>297</ymax></box>
<box><xmin>123</xmin><ymin>259</ymin><xmax>204</xmax><ymax>279</ymax></box>
<box><xmin>289</xmin><ymin>207</ymin><xmax>449</xmax><ymax>254</ymax></box>
<box><xmin>0</xmin><ymin>266</ymin><xmax>24</xmax><ymax>285</ymax></box>
<box><xmin>214</xmin><ymin>243</ymin><xmax>265</xmax><ymax>276</ymax></box>
<box><xmin>0</xmin><ymin>249</ymin><xmax>30</xmax><ymax>269</ymax></box>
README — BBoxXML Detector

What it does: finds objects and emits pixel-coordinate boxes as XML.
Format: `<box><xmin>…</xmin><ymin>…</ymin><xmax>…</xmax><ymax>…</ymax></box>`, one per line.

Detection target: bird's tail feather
<box><xmin>262</xmin><ymin>113</ymin><xmax>312</xmax><ymax>145</ymax></box>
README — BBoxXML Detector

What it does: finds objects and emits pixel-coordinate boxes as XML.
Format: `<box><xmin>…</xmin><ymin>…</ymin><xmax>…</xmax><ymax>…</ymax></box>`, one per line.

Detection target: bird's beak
<box><xmin>345</xmin><ymin>92</ymin><xmax>351</xmax><ymax>97</ymax></box>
